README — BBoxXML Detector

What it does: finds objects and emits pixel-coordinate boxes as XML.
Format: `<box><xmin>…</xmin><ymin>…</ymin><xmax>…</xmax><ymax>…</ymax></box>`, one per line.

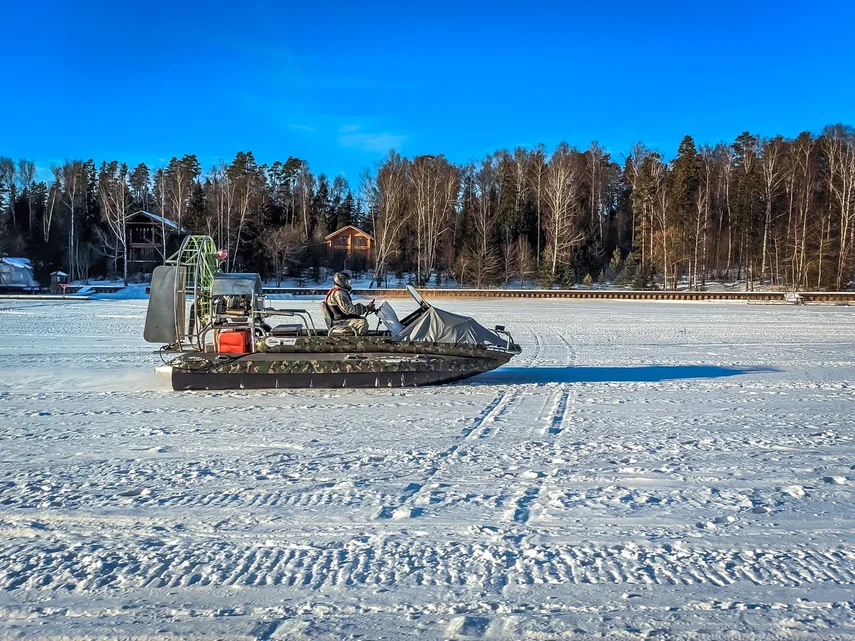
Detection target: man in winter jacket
<box><xmin>325</xmin><ymin>272</ymin><xmax>375</xmax><ymax>335</ymax></box>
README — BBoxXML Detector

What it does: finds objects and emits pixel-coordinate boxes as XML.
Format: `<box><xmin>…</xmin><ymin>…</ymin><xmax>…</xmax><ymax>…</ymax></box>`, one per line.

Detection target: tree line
<box><xmin>2</xmin><ymin>124</ymin><xmax>854</xmax><ymax>290</ymax></box>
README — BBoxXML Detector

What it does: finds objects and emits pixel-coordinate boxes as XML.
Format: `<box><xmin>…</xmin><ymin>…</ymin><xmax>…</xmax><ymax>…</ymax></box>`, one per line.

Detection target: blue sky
<box><xmin>2</xmin><ymin>0</ymin><xmax>853</xmax><ymax>185</ymax></box>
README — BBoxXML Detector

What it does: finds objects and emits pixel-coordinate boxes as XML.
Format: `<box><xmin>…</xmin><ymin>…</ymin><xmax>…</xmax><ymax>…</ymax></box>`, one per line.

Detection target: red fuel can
<box><xmin>217</xmin><ymin>329</ymin><xmax>251</xmax><ymax>354</ymax></box>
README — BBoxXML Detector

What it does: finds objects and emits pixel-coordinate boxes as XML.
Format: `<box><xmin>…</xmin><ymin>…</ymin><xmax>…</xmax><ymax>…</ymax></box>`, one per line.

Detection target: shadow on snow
<box><xmin>471</xmin><ymin>365</ymin><xmax>778</xmax><ymax>385</ymax></box>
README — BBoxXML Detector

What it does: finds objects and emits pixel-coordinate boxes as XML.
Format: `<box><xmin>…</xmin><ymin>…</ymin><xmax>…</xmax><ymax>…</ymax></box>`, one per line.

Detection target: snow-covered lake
<box><xmin>1</xmin><ymin>298</ymin><xmax>854</xmax><ymax>640</ymax></box>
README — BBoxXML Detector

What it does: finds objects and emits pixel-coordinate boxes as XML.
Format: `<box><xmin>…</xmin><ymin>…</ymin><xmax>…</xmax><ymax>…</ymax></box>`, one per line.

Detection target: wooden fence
<box><xmin>58</xmin><ymin>285</ymin><xmax>855</xmax><ymax>304</ymax></box>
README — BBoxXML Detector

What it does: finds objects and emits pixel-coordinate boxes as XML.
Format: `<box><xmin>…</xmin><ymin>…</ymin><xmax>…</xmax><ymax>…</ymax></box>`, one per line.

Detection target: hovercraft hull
<box><xmin>172</xmin><ymin>368</ymin><xmax>483</xmax><ymax>390</ymax></box>
<box><xmin>165</xmin><ymin>343</ymin><xmax>515</xmax><ymax>391</ymax></box>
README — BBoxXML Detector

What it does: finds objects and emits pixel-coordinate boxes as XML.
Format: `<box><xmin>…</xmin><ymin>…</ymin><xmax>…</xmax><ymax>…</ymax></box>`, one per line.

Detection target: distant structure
<box><xmin>0</xmin><ymin>257</ymin><xmax>39</xmax><ymax>293</ymax></box>
<box><xmin>126</xmin><ymin>210</ymin><xmax>185</xmax><ymax>278</ymax></box>
<box><xmin>50</xmin><ymin>270</ymin><xmax>69</xmax><ymax>294</ymax></box>
<box><xmin>324</xmin><ymin>225</ymin><xmax>374</xmax><ymax>270</ymax></box>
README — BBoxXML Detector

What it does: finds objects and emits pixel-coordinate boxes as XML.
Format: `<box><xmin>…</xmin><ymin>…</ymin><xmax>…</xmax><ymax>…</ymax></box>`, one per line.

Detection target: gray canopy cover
<box><xmin>394</xmin><ymin>306</ymin><xmax>504</xmax><ymax>347</ymax></box>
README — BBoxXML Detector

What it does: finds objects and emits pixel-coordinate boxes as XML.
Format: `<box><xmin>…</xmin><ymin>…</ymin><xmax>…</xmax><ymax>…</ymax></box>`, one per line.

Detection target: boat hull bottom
<box><xmin>171</xmin><ymin>369</ymin><xmax>485</xmax><ymax>390</ymax></box>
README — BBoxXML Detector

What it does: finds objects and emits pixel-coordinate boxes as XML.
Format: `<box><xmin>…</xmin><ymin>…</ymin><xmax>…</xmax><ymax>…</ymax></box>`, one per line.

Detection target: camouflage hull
<box><xmin>165</xmin><ymin>337</ymin><xmax>518</xmax><ymax>390</ymax></box>
<box><xmin>171</xmin><ymin>367</ymin><xmax>486</xmax><ymax>390</ymax></box>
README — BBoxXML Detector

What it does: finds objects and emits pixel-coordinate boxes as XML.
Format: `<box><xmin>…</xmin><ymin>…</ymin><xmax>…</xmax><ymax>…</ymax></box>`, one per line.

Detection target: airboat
<box><xmin>144</xmin><ymin>235</ymin><xmax>521</xmax><ymax>390</ymax></box>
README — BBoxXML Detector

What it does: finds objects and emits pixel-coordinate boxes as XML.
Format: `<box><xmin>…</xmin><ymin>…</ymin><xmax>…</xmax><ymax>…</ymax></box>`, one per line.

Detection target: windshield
<box><xmin>406</xmin><ymin>285</ymin><xmax>429</xmax><ymax>310</ymax></box>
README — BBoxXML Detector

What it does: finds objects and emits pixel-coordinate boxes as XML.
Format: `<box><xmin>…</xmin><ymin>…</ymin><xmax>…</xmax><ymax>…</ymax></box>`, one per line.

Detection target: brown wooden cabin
<box><xmin>126</xmin><ymin>210</ymin><xmax>184</xmax><ymax>278</ymax></box>
<box><xmin>324</xmin><ymin>225</ymin><xmax>374</xmax><ymax>270</ymax></box>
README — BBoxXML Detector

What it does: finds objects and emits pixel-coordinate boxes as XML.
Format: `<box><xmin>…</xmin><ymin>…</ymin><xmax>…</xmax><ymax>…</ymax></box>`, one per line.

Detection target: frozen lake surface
<box><xmin>1</xmin><ymin>298</ymin><xmax>854</xmax><ymax>640</ymax></box>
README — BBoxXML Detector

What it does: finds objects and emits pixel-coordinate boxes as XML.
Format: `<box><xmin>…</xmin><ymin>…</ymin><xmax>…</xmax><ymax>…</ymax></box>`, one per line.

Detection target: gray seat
<box><xmin>319</xmin><ymin>301</ymin><xmax>356</xmax><ymax>336</ymax></box>
<box><xmin>319</xmin><ymin>302</ymin><xmax>334</xmax><ymax>329</ymax></box>
<box><xmin>270</xmin><ymin>324</ymin><xmax>303</xmax><ymax>336</ymax></box>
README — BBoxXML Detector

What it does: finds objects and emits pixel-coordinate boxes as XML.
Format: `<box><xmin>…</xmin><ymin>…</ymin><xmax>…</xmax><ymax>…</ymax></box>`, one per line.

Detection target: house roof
<box><xmin>324</xmin><ymin>225</ymin><xmax>374</xmax><ymax>241</ymax></box>
<box><xmin>132</xmin><ymin>210</ymin><xmax>186</xmax><ymax>232</ymax></box>
<box><xmin>0</xmin><ymin>257</ymin><xmax>32</xmax><ymax>270</ymax></box>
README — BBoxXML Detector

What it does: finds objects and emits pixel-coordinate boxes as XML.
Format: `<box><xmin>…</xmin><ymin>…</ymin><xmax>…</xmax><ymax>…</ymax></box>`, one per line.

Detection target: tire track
<box><xmin>459</xmin><ymin>390</ymin><xmax>513</xmax><ymax>439</ymax></box>
<box><xmin>0</xmin><ymin>473</ymin><xmax>389</xmax><ymax>513</ymax></box>
<box><xmin>464</xmin><ymin>389</ymin><xmax>519</xmax><ymax>440</ymax></box>
<box><xmin>506</xmin><ymin>385</ymin><xmax>574</xmax><ymax>523</ymax></box>
<box><xmin>525</xmin><ymin>330</ymin><xmax>542</xmax><ymax>368</ymax></box>
<box><xmin>378</xmin><ymin>389</ymin><xmax>517</xmax><ymax>519</ymax></box>
<box><xmin>556</xmin><ymin>333</ymin><xmax>576</xmax><ymax>366</ymax></box>
<box><xmin>3</xmin><ymin>535</ymin><xmax>852</xmax><ymax>592</ymax></box>
<box><xmin>508</xmin><ymin>376</ymin><xmax>581</xmax><ymax>524</ymax></box>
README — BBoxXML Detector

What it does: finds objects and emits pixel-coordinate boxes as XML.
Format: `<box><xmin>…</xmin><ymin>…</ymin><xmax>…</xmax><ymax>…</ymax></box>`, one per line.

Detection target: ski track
<box><xmin>1</xmin><ymin>298</ymin><xmax>855</xmax><ymax>640</ymax></box>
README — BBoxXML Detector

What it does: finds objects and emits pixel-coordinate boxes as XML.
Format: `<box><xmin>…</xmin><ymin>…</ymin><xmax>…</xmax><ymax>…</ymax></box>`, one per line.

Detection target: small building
<box><xmin>324</xmin><ymin>225</ymin><xmax>374</xmax><ymax>270</ymax></box>
<box><xmin>0</xmin><ymin>258</ymin><xmax>39</xmax><ymax>293</ymax></box>
<box><xmin>50</xmin><ymin>271</ymin><xmax>69</xmax><ymax>294</ymax></box>
<box><xmin>126</xmin><ymin>210</ymin><xmax>184</xmax><ymax>279</ymax></box>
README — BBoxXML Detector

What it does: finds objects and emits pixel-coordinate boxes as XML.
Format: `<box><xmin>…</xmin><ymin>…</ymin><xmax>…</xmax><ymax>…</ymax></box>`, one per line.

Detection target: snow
<box><xmin>90</xmin><ymin>284</ymin><xmax>150</xmax><ymax>300</ymax></box>
<box><xmin>136</xmin><ymin>209</ymin><xmax>182</xmax><ymax>230</ymax></box>
<box><xmin>0</xmin><ymin>258</ymin><xmax>32</xmax><ymax>269</ymax></box>
<box><xmin>0</xmin><ymin>298</ymin><xmax>854</xmax><ymax>639</ymax></box>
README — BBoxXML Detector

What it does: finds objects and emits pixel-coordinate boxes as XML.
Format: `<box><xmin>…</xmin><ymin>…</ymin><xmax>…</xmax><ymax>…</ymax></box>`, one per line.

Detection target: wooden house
<box><xmin>324</xmin><ymin>225</ymin><xmax>374</xmax><ymax>269</ymax></box>
<box><xmin>126</xmin><ymin>210</ymin><xmax>184</xmax><ymax>277</ymax></box>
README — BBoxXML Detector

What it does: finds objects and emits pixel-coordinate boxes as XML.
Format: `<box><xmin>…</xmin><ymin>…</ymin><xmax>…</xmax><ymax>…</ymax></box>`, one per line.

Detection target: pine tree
<box><xmin>313</xmin><ymin>174</ymin><xmax>333</xmax><ymax>235</ymax></box>
<box><xmin>731</xmin><ymin>132</ymin><xmax>763</xmax><ymax>288</ymax></box>
<box><xmin>129</xmin><ymin>163</ymin><xmax>151</xmax><ymax>210</ymax></box>
<box><xmin>671</xmin><ymin>135</ymin><xmax>700</xmax><ymax>225</ymax></box>
<box><xmin>615</xmin><ymin>252</ymin><xmax>636</xmax><ymax>286</ymax></box>
<box><xmin>537</xmin><ymin>261</ymin><xmax>554</xmax><ymax>289</ymax></box>
<box><xmin>609</xmin><ymin>247</ymin><xmax>623</xmax><ymax>281</ymax></box>
<box><xmin>338</xmin><ymin>191</ymin><xmax>356</xmax><ymax>228</ymax></box>
<box><xmin>561</xmin><ymin>264</ymin><xmax>576</xmax><ymax>288</ymax></box>
<box><xmin>632</xmin><ymin>262</ymin><xmax>653</xmax><ymax>290</ymax></box>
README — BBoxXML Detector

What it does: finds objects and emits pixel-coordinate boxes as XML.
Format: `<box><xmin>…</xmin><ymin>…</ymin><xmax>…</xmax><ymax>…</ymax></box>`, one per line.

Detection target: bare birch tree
<box><xmin>528</xmin><ymin>144</ymin><xmax>547</xmax><ymax>265</ymax></box>
<box><xmin>759</xmin><ymin>136</ymin><xmax>788</xmax><ymax>282</ymax></box>
<box><xmin>370</xmin><ymin>152</ymin><xmax>410</xmax><ymax>286</ymax></box>
<box><xmin>228</xmin><ymin>153</ymin><xmax>261</xmax><ymax>270</ymax></box>
<box><xmin>586</xmin><ymin>142</ymin><xmax>609</xmax><ymax>246</ymax></box>
<box><xmin>59</xmin><ymin>160</ymin><xmax>86</xmax><ymax>281</ymax></box>
<box><xmin>823</xmin><ymin>125</ymin><xmax>855</xmax><ymax>289</ymax></box>
<box><xmin>409</xmin><ymin>154</ymin><xmax>458</xmax><ymax>285</ymax></box>
<box><xmin>516</xmin><ymin>236</ymin><xmax>535</xmax><ymax>287</ymax></box>
<box><xmin>153</xmin><ymin>168</ymin><xmax>172</xmax><ymax>261</ymax></box>
<box><xmin>471</xmin><ymin>157</ymin><xmax>500</xmax><ymax>287</ymax></box>
<box><xmin>166</xmin><ymin>155</ymin><xmax>200</xmax><ymax>233</ymax></box>
<box><xmin>642</xmin><ymin>156</ymin><xmax>673</xmax><ymax>288</ymax></box>
<box><xmin>263</xmin><ymin>226</ymin><xmax>304</xmax><ymax>286</ymax></box>
<box><xmin>44</xmin><ymin>167</ymin><xmax>61</xmax><ymax>242</ymax></box>
<box><xmin>0</xmin><ymin>158</ymin><xmax>16</xmax><ymax>227</ymax></box>
<box><xmin>98</xmin><ymin>161</ymin><xmax>132</xmax><ymax>283</ymax></box>
<box><xmin>544</xmin><ymin>143</ymin><xmax>584</xmax><ymax>280</ymax></box>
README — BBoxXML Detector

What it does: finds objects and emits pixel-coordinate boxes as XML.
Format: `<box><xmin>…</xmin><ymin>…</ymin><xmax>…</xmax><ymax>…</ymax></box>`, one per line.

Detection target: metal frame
<box><xmin>166</xmin><ymin>235</ymin><xmax>218</xmax><ymax>351</ymax></box>
<box><xmin>200</xmin><ymin>306</ymin><xmax>318</xmax><ymax>352</ymax></box>
<box><xmin>493</xmin><ymin>327</ymin><xmax>515</xmax><ymax>352</ymax></box>
<box><xmin>162</xmin><ymin>236</ymin><xmax>319</xmax><ymax>353</ymax></box>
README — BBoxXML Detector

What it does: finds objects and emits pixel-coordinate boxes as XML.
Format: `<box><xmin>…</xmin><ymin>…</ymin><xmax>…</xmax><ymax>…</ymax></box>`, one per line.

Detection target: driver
<box><xmin>325</xmin><ymin>271</ymin><xmax>375</xmax><ymax>335</ymax></box>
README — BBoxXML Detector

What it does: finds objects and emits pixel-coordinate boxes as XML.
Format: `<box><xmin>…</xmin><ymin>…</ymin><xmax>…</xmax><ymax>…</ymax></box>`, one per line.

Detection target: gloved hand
<box><xmin>366</xmin><ymin>300</ymin><xmax>377</xmax><ymax>313</ymax></box>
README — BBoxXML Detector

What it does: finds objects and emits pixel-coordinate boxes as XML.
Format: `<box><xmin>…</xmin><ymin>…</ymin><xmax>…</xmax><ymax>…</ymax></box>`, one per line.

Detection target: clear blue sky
<box><xmin>2</xmin><ymin>0</ymin><xmax>853</xmax><ymax>185</ymax></box>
